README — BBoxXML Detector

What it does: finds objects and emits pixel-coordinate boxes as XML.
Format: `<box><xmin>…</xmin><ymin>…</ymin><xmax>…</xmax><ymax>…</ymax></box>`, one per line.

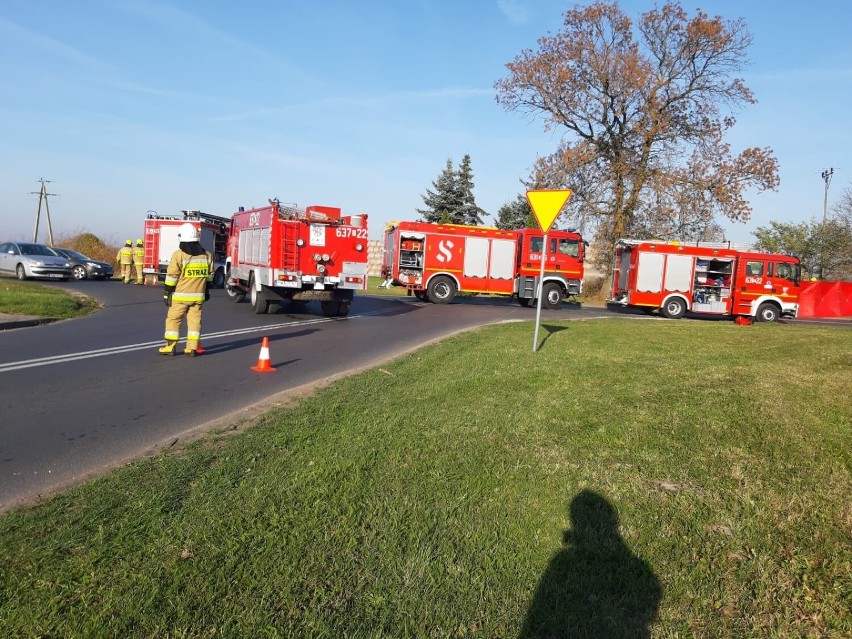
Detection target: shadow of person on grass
<box><xmin>520</xmin><ymin>490</ymin><xmax>661</xmax><ymax>639</ymax></box>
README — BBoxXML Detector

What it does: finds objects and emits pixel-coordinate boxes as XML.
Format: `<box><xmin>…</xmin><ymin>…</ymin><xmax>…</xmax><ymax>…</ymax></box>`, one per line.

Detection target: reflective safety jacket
<box><xmin>116</xmin><ymin>246</ymin><xmax>133</xmax><ymax>265</ymax></box>
<box><xmin>164</xmin><ymin>249</ymin><xmax>214</xmax><ymax>303</ymax></box>
<box><xmin>132</xmin><ymin>247</ymin><xmax>144</xmax><ymax>264</ymax></box>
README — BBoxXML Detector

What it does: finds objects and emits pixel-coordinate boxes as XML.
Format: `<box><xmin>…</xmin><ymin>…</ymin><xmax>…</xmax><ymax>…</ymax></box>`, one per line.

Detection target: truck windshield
<box><xmin>529</xmin><ymin>237</ymin><xmax>578</xmax><ymax>257</ymax></box>
<box><xmin>558</xmin><ymin>238</ymin><xmax>579</xmax><ymax>257</ymax></box>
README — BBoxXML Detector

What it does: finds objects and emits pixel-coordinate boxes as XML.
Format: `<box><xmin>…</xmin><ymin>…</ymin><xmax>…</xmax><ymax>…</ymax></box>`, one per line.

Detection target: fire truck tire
<box><xmin>226</xmin><ymin>285</ymin><xmax>245</xmax><ymax>303</ymax></box>
<box><xmin>518</xmin><ymin>297</ymin><xmax>534</xmax><ymax>307</ymax></box>
<box><xmin>542</xmin><ymin>282</ymin><xmax>563</xmax><ymax>309</ymax></box>
<box><xmin>414</xmin><ymin>290</ymin><xmax>429</xmax><ymax>302</ymax></box>
<box><xmin>250</xmin><ymin>282</ymin><xmax>269</xmax><ymax>315</ymax></box>
<box><xmin>660</xmin><ymin>297</ymin><xmax>686</xmax><ymax>319</ymax></box>
<box><xmin>755</xmin><ymin>302</ymin><xmax>779</xmax><ymax>323</ymax></box>
<box><xmin>321</xmin><ymin>301</ymin><xmax>351</xmax><ymax>317</ymax></box>
<box><xmin>212</xmin><ymin>268</ymin><xmax>225</xmax><ymax>289</ymax></box>
<box><xmin>427</xmin><ymin>276</ymin><xmax>456</xmax><ymax>304</ymax></box>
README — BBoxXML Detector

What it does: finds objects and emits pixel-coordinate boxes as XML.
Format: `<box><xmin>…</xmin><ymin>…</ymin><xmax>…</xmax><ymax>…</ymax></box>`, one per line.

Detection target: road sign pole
<box><xmin>532</xmin><ymin>232</ymin><xmax>549</xmax><ymax>353</ymax></box>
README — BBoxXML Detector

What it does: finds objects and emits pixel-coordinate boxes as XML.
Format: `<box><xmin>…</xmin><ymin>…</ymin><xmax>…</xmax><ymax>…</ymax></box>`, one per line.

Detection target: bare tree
<box><xmin>495</xmin><ymin>2</ymin><xmax>778</xmax><ymax>263</ymax></box>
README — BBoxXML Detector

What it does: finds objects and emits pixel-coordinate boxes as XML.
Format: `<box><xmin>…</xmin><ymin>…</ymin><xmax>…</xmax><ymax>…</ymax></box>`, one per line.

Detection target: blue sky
<box><xmin>2</xmin><ymin>0</ymin><xmax>851</xmax><ymax>246</ymax></box>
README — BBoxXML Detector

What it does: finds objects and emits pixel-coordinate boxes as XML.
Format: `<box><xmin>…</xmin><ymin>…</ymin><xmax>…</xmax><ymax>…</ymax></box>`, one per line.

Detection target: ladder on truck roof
<box><xmin>144</xmin><ymin>210</ymin><xmax>229</xmax><ymax>225</ymax></box>
<box><xmin>616</xmin><ymin>238</ymin><xmax>755</xmax><ymax>251</ymax></box>
<box><xmin>180</xmin><ymin>210</ymin><xmax>230</xmax><ymax>225</ymax></box>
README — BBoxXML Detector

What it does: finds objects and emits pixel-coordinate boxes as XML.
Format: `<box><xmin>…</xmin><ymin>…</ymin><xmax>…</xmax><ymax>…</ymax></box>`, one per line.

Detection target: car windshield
<box><xmin>58</xmin><ymin>249</ymin><xmax>88</xmax><ymax>260</ymax></box>
<box><xmin>19</xmin><ymin>243</ymin><xmax>59</xmax><ymax>256</ymax></box>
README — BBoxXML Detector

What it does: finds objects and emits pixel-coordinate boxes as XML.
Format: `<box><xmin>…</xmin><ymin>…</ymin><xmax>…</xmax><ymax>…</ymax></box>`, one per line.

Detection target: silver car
<box><xmin>0</xmin><ymin>242</ymin><xmax>72</xmax><ymax>281</ymax></box>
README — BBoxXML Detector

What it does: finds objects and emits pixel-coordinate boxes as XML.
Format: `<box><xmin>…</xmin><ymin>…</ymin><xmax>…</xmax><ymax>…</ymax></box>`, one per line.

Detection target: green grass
<box><xmin>1</xmin><ymin>320</ymin><xmax>850</xmax><ymax>638</ymax></box>
<box><xmin>0</xmin><ymin>279</ymin><xmax>100</xmax><ymax>318</ymax></box>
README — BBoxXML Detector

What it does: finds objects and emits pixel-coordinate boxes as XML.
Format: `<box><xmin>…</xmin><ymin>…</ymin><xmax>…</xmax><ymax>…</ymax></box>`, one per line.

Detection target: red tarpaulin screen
<box><xmin>797</xmin><ymin>281</ymin><xmax>852</xmax><ymax>318</ymax></box>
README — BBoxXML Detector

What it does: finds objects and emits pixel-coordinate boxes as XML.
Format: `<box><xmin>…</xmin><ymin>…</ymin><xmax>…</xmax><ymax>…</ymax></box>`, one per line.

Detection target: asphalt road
<box><xmin>0</xmin><ymin>281</ymin><xmax>613</xmax><ymax>510</ymax></box>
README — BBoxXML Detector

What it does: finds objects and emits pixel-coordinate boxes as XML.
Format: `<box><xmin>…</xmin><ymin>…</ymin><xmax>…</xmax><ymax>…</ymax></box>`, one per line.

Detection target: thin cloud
<box><xmin>0</xmin><ymin>16</ymin><xmax>112</xmax><ymax>72</ymax></box>
<box><xmin>117</xmin><ymin>0</ymin><xmax>310</xmax><ymax>80</ymax></box>
<box><xmin>209</xmin><ymin>86</ymin><xmax>493</xmax><ymax>121</ymax></box>
<box><xmin>497</xmin><ymin>0</ymin><xmax>530</xmax><ymax>26</ymax></box>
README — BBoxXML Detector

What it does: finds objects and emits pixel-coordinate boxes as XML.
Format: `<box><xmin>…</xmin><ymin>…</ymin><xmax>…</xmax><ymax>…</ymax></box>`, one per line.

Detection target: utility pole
<box><xmin>31</xmin><ymin>178</ymin><xmax>57</xmax><ymax>245</ymax></box>
<box><xmin>821</xmin><ymin>168</ymin><xmax>834</xmax><ymax>223</ymax></box>
<box><xmin>818</xmin><ymin>168</ymin><xmax>834</xmax><ymax>280</ymax></box>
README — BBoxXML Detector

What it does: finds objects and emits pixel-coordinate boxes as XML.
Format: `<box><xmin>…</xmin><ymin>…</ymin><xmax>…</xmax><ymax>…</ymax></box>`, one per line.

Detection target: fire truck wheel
<box><xmin>212</xmin><ymin>268</ymin><xmax>225</xmax><ymax>289</ymax></box>
<box><xmin>414</xmin><ymin>290</ymin><xmax>429</xmax><ymax>302</ymax></box>
<box><xmin>427</xmin><ymin>276</ymin><xmax>457</xmax><ymax>304</ymax></box>
<box><xmin>660</xmin><ymin>297</ymin><xmax>686</xmax><ymax>319</ymax></box>
<box><xmin>542</xmin><ymin>283</ymin><xmax>563</xmax><ymax>309</ymax></box>
<box><xmin>755</xmin><ymin>302</ymin><xmax>779</xmax><ymax>323</ymax></box>
<box><xmin>250</xmin><ymin>283</ymin><xmax>269</xmax><ymax>314</ymax></box>
<box><xmin>518</xmin><ymin>297</ymin><xmax>534</xmax><ymax>307</ymax></box>
<box><xmin>321</xmin><ymin>301</ymin><xmax>351</xmax><ymax>317</ymax></box>
<box><xmin>226</xmin><ymin>285</ymin><xmax>246</xmax><ymax>303</ymax></box>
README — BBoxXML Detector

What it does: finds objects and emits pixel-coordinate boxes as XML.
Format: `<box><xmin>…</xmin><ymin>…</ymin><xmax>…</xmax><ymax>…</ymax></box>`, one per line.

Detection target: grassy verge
<box><xmin>1</xmin><ymin>320</ymin><xmax>850</xmax><ymax>637</ymax></box>
<box><xmin>0</xmin><ymin>280</ymin><xmax>100</xmax><ymax>318</ymax></box>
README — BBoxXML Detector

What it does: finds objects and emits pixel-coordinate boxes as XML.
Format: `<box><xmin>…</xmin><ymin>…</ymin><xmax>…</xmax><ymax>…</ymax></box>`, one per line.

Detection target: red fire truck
<box><xmin>225</xmin><ymin>199</ymin><xmax>369</xmax><ymax>317</ymax></box>
<box><xmin>143</xmin><ymin>210</ymin><xmax>230</xmax><ymax>287</ymax></box>
<box><xmin>381</xmin><ymin>221</ymin><xmax>585</xmax><ymax>307</ymax></box>
<box><xmin>608</xmin><ymin>239</ymin><xmax>802</xmax><ymax>321</ymax></box>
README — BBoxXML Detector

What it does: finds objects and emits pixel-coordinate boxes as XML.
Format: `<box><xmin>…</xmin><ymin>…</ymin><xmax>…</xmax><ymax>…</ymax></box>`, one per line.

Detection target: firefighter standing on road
<box><xmin>159</xmin><ymin>223</ymin><xmax>214</xmax><ymax>357</ymax></box>
<box><xmin>116</xmin><ymin>240</ymin><xmax>134</xmax><ymax>283</ymax></box>
<box><xmin>132</xmin><ymin>239</ymin><xmax>145</xmax><ymax>285</ymax></box>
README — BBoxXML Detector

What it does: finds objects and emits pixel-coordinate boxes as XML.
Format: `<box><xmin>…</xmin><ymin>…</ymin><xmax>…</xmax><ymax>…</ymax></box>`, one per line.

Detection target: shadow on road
<box><xmin>198</xmin><ymin>329</ymin><xmax>319</xmax><ymax>355</ymax></box>
<box><xmin>520</xmin><ymin>490</ymin><xmax>661</xmax><ymax>639</ymax></box>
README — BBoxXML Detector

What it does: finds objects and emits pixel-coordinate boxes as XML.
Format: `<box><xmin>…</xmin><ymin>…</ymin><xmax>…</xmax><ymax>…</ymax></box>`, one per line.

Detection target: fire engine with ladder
<box><xmin>381</xmin><ymin>221</ymin><xmax>585</xmax><ymax>307</ymax></box>
<box><xmin>225</xmin><ymin>199</ymin><xmax>369</xmax><ymax>317</ymax></box>
<box><xmin>608</xmin><ymin>239</ymin><xmax>802</xmax><ymax>321</ymax></box>
<box><xmin>143</xmin><ymin>210</ymin><xmax>230</xmax><ymax>287</ymax></box>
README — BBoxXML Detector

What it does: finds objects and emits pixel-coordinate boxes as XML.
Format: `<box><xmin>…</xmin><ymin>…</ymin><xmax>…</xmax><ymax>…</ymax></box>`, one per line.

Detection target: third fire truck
<box><xmin>143</xmin><ymin>210</ymin><xmax>230</xmax><ymax>287</ymax></box>
<box><xmin>225</xmin><ymin>199</ymin><xmax>369</xmax><ymax>317</ymax></box>
<box><xmin>608</xmin><ymin>239</ymin><xmax>801</xmax><ymax>321</ymax></box>
<box><xmin>381</xmin><ymin>221</ymin><xmax>585</xmax><ymax>307</ymax></box>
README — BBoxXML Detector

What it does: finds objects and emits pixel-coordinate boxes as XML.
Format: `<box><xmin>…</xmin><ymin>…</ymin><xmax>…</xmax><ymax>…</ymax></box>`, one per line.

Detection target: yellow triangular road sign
<box><xmin>526</xmin><ymin>189</ymin><xmax>573</xmax><ymax>233</ymax></box>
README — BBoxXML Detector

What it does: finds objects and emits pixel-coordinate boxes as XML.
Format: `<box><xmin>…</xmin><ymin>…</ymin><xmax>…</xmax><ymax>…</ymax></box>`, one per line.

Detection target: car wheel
<box><xmin>16</xmin><ymin>264</ymin><xmax>27</xmax><ymax>280</ymax></box>
<box><xmin>72</xmin><ymin>265</ymin><xmax>88</xmax><ymax>280</ymax></box>
<box><xmin>212</xmin><ymin>268</ymin><xmax>226</xmax><ymax>289</ymax></box>
<box><xmin>755</xmin><ymin>302</ymin><xmax>779</xmax><ymax>323</ymax></box>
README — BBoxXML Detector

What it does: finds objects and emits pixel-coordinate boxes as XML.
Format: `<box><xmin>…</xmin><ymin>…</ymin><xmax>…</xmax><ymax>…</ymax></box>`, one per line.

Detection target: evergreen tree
<box><xmin>417</xmin><ymin>158</ymin><xmax>459</xmax><ymax>223</ymax></box>
<box><xmin>417</xmin><ymin>155</ymin><xmax>486</xmax><ymax>225</ymax></box>
<box><xmin>496</xmin><ymin>194</ymin><xmax>534</xmax><ymax>230</ymax></box>
<box><xmin>455</xmin><ymin>154</ymin><xmax>485</xmax><ymax>226</ymax></box>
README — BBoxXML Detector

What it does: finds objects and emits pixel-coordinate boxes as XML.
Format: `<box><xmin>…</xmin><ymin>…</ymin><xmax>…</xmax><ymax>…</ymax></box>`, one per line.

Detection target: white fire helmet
<box><xmin>177</xmin><ymin>222</ymin><xmax>199</xmax><ymax>242</ymax></box>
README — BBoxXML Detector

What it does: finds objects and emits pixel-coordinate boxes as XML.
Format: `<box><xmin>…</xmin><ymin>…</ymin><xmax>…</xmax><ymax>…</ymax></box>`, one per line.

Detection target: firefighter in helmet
<box><xmin>159</xmin><ymin>223</ymin><xmax>214</xmax><ymax>356</ymax></box>
<box><xmin>116</xmin><ymin>239</ymin><xmax>134</xmax><ymax>283</ymax></box>
<box><xmin>132</xmin><ymin>238</ymin><xmax>145</xmax><ymax>285</ymax></box>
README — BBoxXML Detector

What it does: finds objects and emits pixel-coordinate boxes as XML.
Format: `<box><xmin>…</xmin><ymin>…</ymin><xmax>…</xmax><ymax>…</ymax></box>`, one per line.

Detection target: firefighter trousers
<box><xmin>120</xmin><ymin>264</ymin><xmax>133</xmax><ymax>283</ymax></box>
<box><xmin>134</xmin><ymin>264</ymin><xmax>144</xmax><ymax>284</ymax></box>
<box><xmin>164</xmin><ymin>301</ymin><xmax>203</xmax><ymax>351</ymax></box>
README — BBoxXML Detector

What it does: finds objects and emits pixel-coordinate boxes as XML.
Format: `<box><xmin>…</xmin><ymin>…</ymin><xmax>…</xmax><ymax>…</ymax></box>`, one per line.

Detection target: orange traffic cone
<box><xmin>251</xmin><ymin>336</ymin><xmax>277</xmax><ymax>372</ymax></box>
